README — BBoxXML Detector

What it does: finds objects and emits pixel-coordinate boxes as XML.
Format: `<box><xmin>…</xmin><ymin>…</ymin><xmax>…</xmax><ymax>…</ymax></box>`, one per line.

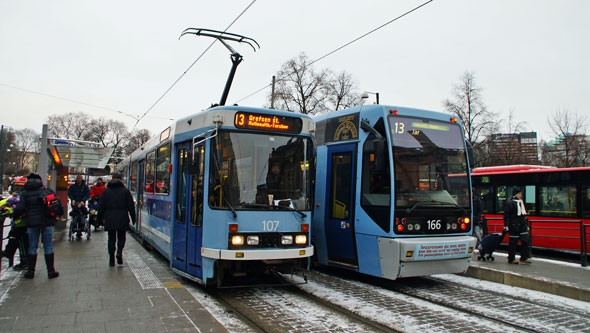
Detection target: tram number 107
<box><xmin>262</xmin><ymin>220</ymin><xmax>279</xmax><ymax>232</ymax></box>
<box><xmin>427</xmin><ymin>219</ymin><xmax>442</xmax><ymax>231</ymax></box>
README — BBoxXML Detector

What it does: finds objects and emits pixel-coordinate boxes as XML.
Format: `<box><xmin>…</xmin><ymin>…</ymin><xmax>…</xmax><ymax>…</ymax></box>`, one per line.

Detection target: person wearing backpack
<box><xmin>13</xmin><ymin>173</ymin><xmax>63</xmax><ymax>279</ymax></box>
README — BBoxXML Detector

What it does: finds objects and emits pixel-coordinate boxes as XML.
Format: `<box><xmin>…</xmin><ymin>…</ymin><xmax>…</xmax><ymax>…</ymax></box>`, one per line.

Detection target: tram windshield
<box><xmin>209</xmin><ymin>130</ymin><xmax>313</xmax><ymax>211</ymax></box>
<box><xmin>389</xmin><ymin>116</ymin><xmax>470</xmax><ymax>211</ymax></box>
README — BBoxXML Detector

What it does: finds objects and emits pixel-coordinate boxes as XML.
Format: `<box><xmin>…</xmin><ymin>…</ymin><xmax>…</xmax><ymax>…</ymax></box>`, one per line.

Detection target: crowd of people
<box><xmin>1</xmin><ymin>173</ymin><xmax>136</xmax><ymax>279</ymax></box>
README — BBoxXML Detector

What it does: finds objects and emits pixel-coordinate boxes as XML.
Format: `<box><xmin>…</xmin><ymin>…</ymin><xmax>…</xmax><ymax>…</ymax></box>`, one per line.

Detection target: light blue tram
<box><xmin>312</xmin><ymin>105</ymin><xmax>476</xmax><ymax>280</ymax></box>
<box><xmin>118</xmin><ymin>106</ymin><xmax>314</xmax><ymax>286</ymax></box>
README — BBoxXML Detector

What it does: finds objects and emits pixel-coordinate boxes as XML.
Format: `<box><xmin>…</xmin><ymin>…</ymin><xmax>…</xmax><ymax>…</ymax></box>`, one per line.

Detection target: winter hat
<box><xmin>512</xmin><ymin>188</ymin><xmax>522</xmax><ymax>196</ymax></box>
<box><xmin>27</xmin><ymin>173</ymin><xmax>42</xmax><ymax>180</ymax></box>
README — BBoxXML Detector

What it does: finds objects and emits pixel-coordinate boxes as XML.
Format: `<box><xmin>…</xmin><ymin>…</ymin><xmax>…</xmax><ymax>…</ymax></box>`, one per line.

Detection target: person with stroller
<box><xmin>68</xmin><ymin>175</ymin><xmax>90</xmax><ymax>208</ymax></box>
<box><xmin>1</xmin><ymin>193</ymin><xmax>28</xmax><ymax>270</ymax></box>
<box><xmin>70</xmin><ymin>201</ymin><xmax>89</xmax><ymax>238</ymax></box>
<box><xmin>98</xmin><ymin>173</ymin><xmax>136</xmax><ymax>267</ymax></box>
<box><xmin>13</xmin><ymin>173</ymin><xmax>63</xmax><ymax>279</ymax></box>
<box><xmin>504</xmin><ymin>187</ymin><xmax>531</xmax><ymax>264</ymax></box>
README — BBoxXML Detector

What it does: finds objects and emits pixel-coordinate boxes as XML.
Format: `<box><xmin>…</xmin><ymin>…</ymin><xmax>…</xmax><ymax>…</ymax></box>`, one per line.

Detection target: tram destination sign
<box><xmin>234</xmin><ymin>111</ymin><xmax>303</xmax><ymax>134</ymax></box>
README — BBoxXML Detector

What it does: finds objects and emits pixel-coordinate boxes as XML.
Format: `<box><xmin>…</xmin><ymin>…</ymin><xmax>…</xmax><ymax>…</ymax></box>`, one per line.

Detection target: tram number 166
<box><xmin>427</xmin><ymin>219</ymin><xmax>442</xmax><ymax>231</ymax></box>
<box><xmin>262</xmin><ymin>220</ymin><xmax>279</xmax><ymax>232</ymax></box>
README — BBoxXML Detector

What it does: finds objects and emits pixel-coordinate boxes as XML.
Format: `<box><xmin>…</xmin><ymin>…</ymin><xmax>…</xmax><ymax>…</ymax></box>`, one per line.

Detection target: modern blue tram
<box><xmin>117</xmin><ymin>106</ymin><xmax>315</xmax><ymax>286</ymax></box>
<box><xmin>312</xmin><ymin>105</ymin><xmax>476</xmax><ymax>280</ymax></box>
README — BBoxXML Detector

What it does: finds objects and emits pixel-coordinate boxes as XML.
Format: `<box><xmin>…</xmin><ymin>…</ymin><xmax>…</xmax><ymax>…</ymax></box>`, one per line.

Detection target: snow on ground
<box><xmin>433</xmin><ymin>273</ymin><xmax>590</xmax><ymax>314</ymax></box>
<box><xmin>184</xmin><ymin>284</ymin><xmax>255</xmax><ymax>333</ymax></box>
<box><xmin>297</xmin><ymin>272</ymin><xmax>520</xmax><ymax>333</ymax></box>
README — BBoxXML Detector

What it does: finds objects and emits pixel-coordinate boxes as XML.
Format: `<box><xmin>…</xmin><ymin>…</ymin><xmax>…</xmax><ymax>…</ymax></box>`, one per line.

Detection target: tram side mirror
<box><xmin>466</xmin><ymin>140</ymin><xmax>474</xmax><ymax>169</ymax></box>
<box><xmin>373</xmin><ymin>138</ymin><xmax>387</xmax><ymax>175</ymax></box>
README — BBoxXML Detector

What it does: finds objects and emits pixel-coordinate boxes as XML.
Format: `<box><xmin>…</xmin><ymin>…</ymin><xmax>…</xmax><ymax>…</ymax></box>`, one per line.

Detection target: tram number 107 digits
<box><xmin>427</xmin><ymin>219</ymin><xmax>442</xmax><ymax>231</ymax></box>
<box><xmin>262</xmin><ymin>220</ymin><xmax>279</xmax><ymax>232</ymax></box>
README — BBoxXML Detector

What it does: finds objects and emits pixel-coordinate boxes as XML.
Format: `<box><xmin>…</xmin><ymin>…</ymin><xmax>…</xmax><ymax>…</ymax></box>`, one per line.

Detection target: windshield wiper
<box><xmin>225</xmin><ymin>197</ymin><xmax>237</xmax><ymax>219</ymax></box>
<box><xmin>406</xmin><ymin>200</ymin><xmax>464</xmax><ymax>215</ymax></box>
<box><xmin>273</xmin><ymin>205</ymin><xmax>307</xmax><ymax>218</ymax></box>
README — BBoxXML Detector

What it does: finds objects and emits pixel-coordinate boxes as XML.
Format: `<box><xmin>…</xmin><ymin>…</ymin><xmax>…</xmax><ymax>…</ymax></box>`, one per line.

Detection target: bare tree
<box><xmin>326</xmin><ymin>71</ymin><xmax>363</xmax><ymax>110</ymax></box>
<box><xmin>13</xmin><ymin>128</ymin><xmax>40</xmax><ymax>174</ymax></box>
<box><xmin>542</xmin><ymin>109</ymin><xmax>588</xmax><ymax>167</ymax></box>
<box><xmin>444</xmin><ymin>71</ymin><xmax>497</xmax><ymax>148</ymax></box>
<box><xmin>124</xmin><ymin>129</ymin><xmax>152</xmax><ymax>155</ymax></box>
<box><xmin>47</xmin><ymin>111</ymin><xmax>91</xmax><ymax>139</ymax></box>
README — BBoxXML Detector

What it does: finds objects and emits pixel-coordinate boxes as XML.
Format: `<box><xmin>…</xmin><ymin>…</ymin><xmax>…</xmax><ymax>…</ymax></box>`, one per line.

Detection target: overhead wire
<box><xmin>234</xmin><ymin>0</ymin><xmax>434</xmax><ymax>104</ymax></box>
<box><xmin>132</xmin><ymin>0</ymin><xmax>257</xmax><ymax>130</ymax></box>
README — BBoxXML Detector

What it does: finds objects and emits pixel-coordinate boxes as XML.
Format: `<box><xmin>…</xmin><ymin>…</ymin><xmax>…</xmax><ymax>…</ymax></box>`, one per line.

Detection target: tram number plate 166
<box><xmin>426</xmin><ymin>219</ymin><xmax>442</xmax><ymax>231</ymax></box>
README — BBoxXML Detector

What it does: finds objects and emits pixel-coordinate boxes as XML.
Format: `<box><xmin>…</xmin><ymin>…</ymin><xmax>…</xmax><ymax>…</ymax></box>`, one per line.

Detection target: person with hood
<box><xmin>68</xmin><ymin>175</ymin><xmax>90</xmax><ymax>207</ymax></box>
<box><xmin>13</xmin><ymin>173</ymin><xmax>62</xmax><ymax>279</ymax></box>
<box><xmin>90</xmin><ymin>178</ymin><xmax>106</xmax><ymax>198</ymax></box>
<box><xmin>98</xmin><ymin>173</ymin><xmax>136</xmax><ymax>266</ymax></box>
<box><xmin>0</xmin><ymin>193</ymin><xmax>28</xmax><ymax>270</ymax></box>
<box><xmin>503</xmin><ymin>187</ymin><xmax>531</xmax><ymax>264</ymax></box>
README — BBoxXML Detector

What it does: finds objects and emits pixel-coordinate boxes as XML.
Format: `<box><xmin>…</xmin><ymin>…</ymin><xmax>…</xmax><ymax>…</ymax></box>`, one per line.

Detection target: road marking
<box><xmin>163</xmin><ymin>281</ymin><xmax>184</xmax><ymax>288</ymax></box>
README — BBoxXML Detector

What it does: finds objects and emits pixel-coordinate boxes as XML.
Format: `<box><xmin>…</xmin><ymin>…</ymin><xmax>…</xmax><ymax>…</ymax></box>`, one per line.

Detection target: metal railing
<box><xmin>483</xmin><ymin>216</ymin><xmax>589</xmax><ymax>267</ymax></box>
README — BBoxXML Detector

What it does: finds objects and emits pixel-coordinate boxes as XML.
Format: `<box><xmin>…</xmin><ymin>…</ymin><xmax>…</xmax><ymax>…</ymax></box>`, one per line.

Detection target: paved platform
<box><xmin>464</xmin><ymin>250</ymin><xmax>590</xmax><ymax>302</ymax></box>
<box><xmin>0</xmin><ymin>222</ymin><xmax>227</xmax><ymax>332</ymax></box>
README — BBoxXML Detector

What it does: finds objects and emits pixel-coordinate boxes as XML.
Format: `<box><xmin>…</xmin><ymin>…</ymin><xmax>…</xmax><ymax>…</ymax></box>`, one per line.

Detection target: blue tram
<box><xmin>117</xmin><ymin>106</ymin><xmax>314</xmax><ymax>286</ymax></box>
<box><xmin>312</xmin><ymin>105</ymin><xmax>476</xmax><ymax>280</ymax></box>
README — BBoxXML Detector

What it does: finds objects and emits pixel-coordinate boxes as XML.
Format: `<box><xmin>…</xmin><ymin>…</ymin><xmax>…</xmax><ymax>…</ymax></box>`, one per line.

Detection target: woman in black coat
<box><xmin>97</xmin><ymin>173</ymin><xmax>136</xmax><ymax>266</ymax></box>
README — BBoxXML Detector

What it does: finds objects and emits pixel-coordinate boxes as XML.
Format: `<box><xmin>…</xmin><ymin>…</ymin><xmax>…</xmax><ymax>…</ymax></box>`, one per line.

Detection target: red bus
<box><xmin>471</xmin><ymin>165</ymin><xmax>590</xmax><ymax>252</ymax></box>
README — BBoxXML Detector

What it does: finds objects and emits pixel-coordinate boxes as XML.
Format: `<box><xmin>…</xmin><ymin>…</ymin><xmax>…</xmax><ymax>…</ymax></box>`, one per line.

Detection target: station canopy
<box><xmin>47</xmin><ymin>139</ymin><xmax>114</xmax><ymax>169</ymax></box>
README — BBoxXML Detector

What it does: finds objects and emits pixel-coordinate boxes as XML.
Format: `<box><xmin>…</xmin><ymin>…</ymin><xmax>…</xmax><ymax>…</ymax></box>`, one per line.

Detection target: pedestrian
<box><xmin>472</xmin><ymin>187</ymin><xmax>484</xmax><ymax>245</ymax></box>
<box><xmin>90</xmin><ymin>178</ymin><xmax>106</xmax><ymax>199</ymax></box>
<box><xmin>13</xmin><ymin>173</ymin><xmax>63</xmax><ymax>279</ymax></box>
<box><xmin>97</xmin><ymin>173</ymin><xmax>136</xmax><ymax>267</ymax></box>
<box><xmin>503</xmin><ymin>187</ymin><xmax>531</xmax><ymax>264</ymax></box>
<box><xmin>68</xmin><ymin>175</ymin><xmax>90</xmax><ymax>207</ymax></box>
<box><xmin>0</xmin><ymin>193</ymin><xmax>29</xmax><ymax>270</ymax></box>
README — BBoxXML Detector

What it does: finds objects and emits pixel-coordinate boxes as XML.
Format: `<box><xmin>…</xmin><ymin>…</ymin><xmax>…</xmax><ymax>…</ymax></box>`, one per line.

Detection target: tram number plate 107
<box><xmin>262</xmin><ymin>220</ymin><xmax>279</xmax><ymax>232</ymax></box>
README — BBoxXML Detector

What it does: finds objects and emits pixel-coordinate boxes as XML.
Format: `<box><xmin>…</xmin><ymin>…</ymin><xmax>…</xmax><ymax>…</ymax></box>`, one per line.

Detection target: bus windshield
<box><xmin>389</xmin><ymin>116</ymin><xmax>470</xmax><ymax>211</ymax></box>
<box><xmin>209</xmin><ymin>131</ymin><xmax>313</xmax><ymax>211</ymax></box>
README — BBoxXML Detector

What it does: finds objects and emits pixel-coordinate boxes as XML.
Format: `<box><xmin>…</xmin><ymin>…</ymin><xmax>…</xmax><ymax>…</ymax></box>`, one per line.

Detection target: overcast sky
<box><xmin>1</xmin><ymin>1</ymin><xmax>588</xmax><ymax>141</ymax></box>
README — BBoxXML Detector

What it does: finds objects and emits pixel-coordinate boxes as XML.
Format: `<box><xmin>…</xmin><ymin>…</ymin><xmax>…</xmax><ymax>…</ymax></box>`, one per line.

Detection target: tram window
<box><xmin>123</xmin><ymin>166</ymin><xmax>128</xmax><ymax>185</ymax></box>
<box><xmin>582</xmin><ymin>186</ymin><xmax>590</xmax><ymax>219</ymax></box>
<box><xmin>540</xmin><ymin>185</ymin><xmax>577</xmax><ymax>218</ymax></box>
<box><xmin>330</xmin><ymin>153</ymin><xmax>353</xmax><ymax>220</ymax></box>
<box><xmin>191</xmin><ymin>146</ymin><xmax>204</xmax><ymax>227</ymax></box>
<box><xmin>156</xmin><ymin>143</ymin><xmax>171</xmax><ymax>195</ymax></box>
<box><xmin>145</xmin><ymin>151</ymin><xmax>156</xmax><ymax>193</ymax></box>
<box><xmin>130</xmin><ymin>161</ymin><xmax>138</xmax><ymax>192</ymax></box>
<box><xmin>361</xmin><ymin>118</ymin><xmax>390</xmax><ymax>232</ymax></box>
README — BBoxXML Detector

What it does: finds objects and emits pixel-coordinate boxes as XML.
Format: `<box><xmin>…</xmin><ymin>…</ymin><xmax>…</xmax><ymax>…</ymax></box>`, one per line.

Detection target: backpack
<box><xmin>41</xmin><ymin>189</ymin><xmax>64</xmax><ymax>218</ymax></box>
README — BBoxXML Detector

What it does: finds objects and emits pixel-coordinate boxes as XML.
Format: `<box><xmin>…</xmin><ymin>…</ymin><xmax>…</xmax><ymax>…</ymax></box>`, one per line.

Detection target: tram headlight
<box><xmin>295</xmin><ymin>234</ymin><xmax>307</xmax><ymax>245</ymax></box>
<box><xmin>414</xmin><ymin>224</ymin><xmax>421</xmax><ymax>231</ymax></box>
<box><xmin>231</xmin><ymin>235</ymin><xmax>244</xmax><ymax>246</ymax></box>
<box><xmin>451</xmin><ymin>223</ymin><xmax>458</xmax><ymax>230</ymax></box>
<box><xmin>407</xmin><ymin>224</ymin><xmax>414</xmax><ymax>231</ymax></box>
<box><xmin>247</xmin><ymin>235</ymin><xmax>259</xmax><ymax>246</ymax></box>
<box><xmin>281</xmin><ymin>235</ymin><xmax>293</xmax><ymax>245</ymax></box>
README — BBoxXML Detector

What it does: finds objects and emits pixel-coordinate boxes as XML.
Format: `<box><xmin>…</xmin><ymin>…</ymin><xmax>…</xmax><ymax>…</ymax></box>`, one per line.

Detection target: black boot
<box><xmin>1</xmin><ymin>251</ymin><xmax>14</xmax><ymax>267</ymax></box>
<box><xmin>24</xmin><ymin>254</ymin><xmax>37</xmax><ymax>279</ymax></box>
<box><xmin>116</xmin><ymin>250</ymin><xmax>123</xmax><ymax>265</ymax></box>
<box><xmin>45</xmin><ymin>253</ymin><xmax>59</xmax><ymax>279</ymax></box>
<box><xmin>109</xmin><ymin>254</ymin><xmax>115</xmax><ymax>267</ymax></box>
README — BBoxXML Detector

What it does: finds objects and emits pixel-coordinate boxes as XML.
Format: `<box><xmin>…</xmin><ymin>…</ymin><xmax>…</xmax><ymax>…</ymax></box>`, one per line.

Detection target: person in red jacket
<box><xmin>90</xmin><ymin>178</ymin><xmax>106</xmax><ymax>198</ymax></box>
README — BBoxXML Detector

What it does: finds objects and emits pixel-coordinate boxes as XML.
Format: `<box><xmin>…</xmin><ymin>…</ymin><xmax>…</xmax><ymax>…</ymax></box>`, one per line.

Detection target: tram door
<box><xmin>136</xmin><ymin>160</ymin><xmax>145</xmax><ymax>233</ymax></box>
<box><xmin>172</xmin><ymin>142</ymin><xmax>204</xmax><ymax>277</ymax></box>
<box><xmin>325</xmin><ymin>144</ymin><xmax>358</xmax><ymax>267</ymax></box>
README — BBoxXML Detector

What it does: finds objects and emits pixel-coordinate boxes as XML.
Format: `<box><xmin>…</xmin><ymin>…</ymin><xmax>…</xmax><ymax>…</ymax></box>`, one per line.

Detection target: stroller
<box><xmin>477</xmin><ymin>230</ymin><xmax>508</xmax><ymax>261</ymax></box>
<box><xmin>88</xmin><ymin>196</ymin><xmax>103</xmax><ymax>231</ymax></box>
<box><xmin>69</xmin><ymin>202</ymin><xmax>91</xmax><ymax>241</ymax></box>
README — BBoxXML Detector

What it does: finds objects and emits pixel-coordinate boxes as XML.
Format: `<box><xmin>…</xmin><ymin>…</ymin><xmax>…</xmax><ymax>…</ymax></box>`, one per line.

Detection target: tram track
<box><xmin>210</xmin><ymin>284</ymin><xmax>395</xmax><ymax>333</ymax></box>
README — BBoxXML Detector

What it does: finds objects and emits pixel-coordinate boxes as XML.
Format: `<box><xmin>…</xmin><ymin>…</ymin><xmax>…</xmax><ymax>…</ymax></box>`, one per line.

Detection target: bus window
<box><xmin>524</xmin><ymin>185</ymin><xmax>536</xmax><ymax>215</ymax></box>
<box><xmin>540</xmin><ymin>185</ymin><xmax>577</xmax><ymax>218</ymax></box>
<box><xmin>496</xmin><ymin>186</ymin><xmax>508</xmax><ymax>214</ymax></box>
<box><xmin>582</xmin><ymin>186</ymin><xmax>590</xmax><ymax>219</ymax></box>
<box><xmin>475</xmin><ymin>187</ymin><xmax>493</xmax><ymax>214</ymax></box>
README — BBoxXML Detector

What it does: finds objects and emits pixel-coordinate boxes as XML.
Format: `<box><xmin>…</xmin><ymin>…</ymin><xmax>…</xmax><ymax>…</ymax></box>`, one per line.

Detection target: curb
<box><xmin>462</xmin><ymin>265</ymin><xmax>590</xmax><ymax>302</ymax></box>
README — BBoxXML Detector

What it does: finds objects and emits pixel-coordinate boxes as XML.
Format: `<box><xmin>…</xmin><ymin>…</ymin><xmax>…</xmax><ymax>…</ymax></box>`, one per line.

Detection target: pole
<box><xmin>37</xmin><ymin>124</ymin><xmax>49</xmax><ymax>182</ymax></box>
<box><xmin>0</xmin><ymin>125</ymin><xmax>5</xmax><ymax>193</ymax></box>
<box><xmin>270</xmin><ymin>76</ymin><xmax>276</xmax><ymax>109</ymax></box>
<box><xmin>376</xmin><ymin>92</ymin><xmax>380</xmax><ymax>104</ymax></box>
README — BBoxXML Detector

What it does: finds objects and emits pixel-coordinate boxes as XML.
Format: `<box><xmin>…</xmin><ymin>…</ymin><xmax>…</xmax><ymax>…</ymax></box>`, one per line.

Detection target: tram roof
<box><xmin>313</xmin><ymin>105</ymin><xmax>463</xmax><ymax>125</ymax></box>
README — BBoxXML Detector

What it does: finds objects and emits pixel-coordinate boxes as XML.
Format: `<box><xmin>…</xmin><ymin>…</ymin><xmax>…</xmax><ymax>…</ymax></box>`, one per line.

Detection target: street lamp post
<box><xmin>361</xmin><ymin>91</ymin><xmax>380</xmax><ymax>104</ymax></box>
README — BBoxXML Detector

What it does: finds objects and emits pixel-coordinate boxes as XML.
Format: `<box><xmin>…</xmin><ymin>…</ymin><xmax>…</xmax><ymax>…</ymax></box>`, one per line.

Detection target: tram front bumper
<box><xmin>378</xmin><ymin>236</ymin><xmax>476</xmax><ymax>279</ymax></box>
<box><xmin>201</xmin><ymin>246</ymin><xmax>314</xmax><ymax>261</ymax></box>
